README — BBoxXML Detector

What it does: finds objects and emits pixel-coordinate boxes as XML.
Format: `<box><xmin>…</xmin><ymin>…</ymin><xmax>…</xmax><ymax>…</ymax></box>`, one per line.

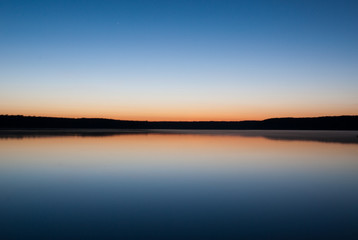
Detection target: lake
<box><xmin>1</xmin><ymin>130</ymin><xmax>358</xmax><ymax>239</ymax></box>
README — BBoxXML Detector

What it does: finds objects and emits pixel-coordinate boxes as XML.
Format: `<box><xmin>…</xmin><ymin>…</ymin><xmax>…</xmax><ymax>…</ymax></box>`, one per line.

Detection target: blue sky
<box><xmin>1</xmin><ymin>0</ymin><xmax>357</xmax><ymax>120</ymax></box>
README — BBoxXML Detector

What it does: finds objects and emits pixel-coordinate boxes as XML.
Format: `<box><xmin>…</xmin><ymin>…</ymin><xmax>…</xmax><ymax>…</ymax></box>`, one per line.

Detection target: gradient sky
<box><xmin>1</xmin><ymin>0</ymin><xmax>357</xmax><ymax>121</ymax></box>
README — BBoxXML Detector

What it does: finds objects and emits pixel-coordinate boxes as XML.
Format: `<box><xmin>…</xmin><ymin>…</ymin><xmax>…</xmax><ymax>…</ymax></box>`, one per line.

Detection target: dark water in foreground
<box><xmin>1</xmin><ymin>130</ymin><xmax>358</xmax><ymax>239</ymax></box>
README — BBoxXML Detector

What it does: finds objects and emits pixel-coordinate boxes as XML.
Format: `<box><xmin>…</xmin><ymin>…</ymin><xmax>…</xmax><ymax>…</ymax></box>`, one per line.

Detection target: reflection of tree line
<box><xmin>235</xmin><ymin>131</ymin><xmax>358</xmax><ymax>144</ymax></box>
<box><xmin>1</xmin><ymin>115</ymin><xmax>357</xmax><ymax>130</ymax></box>
<box><xmin>0</xmin><ymin>131</ymin><xmax>148</xmax><ymax>139</ymax></box>
<box><xmin>0</xmin><ymin>129</ymin><xmax>357</xmax><ymax>144</ymax></box>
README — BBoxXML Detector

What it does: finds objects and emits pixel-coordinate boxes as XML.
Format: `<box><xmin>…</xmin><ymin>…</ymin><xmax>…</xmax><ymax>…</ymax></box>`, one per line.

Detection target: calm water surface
<box><xmin>1</xmin><ymin>130</ymin><xmax>358</xmax><ymax>239</ymax></box>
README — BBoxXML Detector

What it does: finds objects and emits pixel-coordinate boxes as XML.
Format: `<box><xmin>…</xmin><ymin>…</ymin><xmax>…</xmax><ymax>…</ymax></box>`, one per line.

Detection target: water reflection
<box><xmin>1</xmin><ymin>129</ymin><xmax>357</xmax><ymax>144</ymax></box>
<box><xmin>0</xmin><ymin>131</ymin><xmax>358</xmax><ymax>239</ymax></box>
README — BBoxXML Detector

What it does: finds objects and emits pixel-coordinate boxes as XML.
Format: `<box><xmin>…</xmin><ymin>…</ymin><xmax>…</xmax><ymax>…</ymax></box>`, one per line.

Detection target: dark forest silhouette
<box><xmin>1</xmin><ymin>115</ymin><xmax>357</xmax><ymax>130</ymax></box>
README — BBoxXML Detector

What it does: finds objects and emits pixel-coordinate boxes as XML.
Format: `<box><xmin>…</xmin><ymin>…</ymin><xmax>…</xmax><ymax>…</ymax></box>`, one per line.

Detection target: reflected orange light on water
<box><xmin>1</xmin><ymin>132</ymin><xmax>357</xmax><ymax>173</ymax></box>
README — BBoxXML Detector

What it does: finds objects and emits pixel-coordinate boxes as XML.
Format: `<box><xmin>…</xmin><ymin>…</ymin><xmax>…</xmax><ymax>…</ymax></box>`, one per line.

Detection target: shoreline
<box><xmin>1</xmin><ymin>129</ymin><xmax>357</xmax><ymax>144</ymax></box>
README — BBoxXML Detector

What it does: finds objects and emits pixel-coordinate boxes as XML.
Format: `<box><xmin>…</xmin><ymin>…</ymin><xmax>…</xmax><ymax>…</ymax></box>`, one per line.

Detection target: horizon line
<box><xmin>2</xmin><ymin>114</ymin><xmax>358</xmax><ymax>123</ymax></box>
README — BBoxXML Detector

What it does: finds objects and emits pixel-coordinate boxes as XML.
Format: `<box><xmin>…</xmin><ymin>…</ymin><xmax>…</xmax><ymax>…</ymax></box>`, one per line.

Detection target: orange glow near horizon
<box><xmin>1</xmin><ymin>94</ymin><xmax>357</xmax><ymax>121</ymax></box>
<box><xmin>2</xmin><ymin>109</ymin><xmax>357</xmax><ymax>122</ymax></box>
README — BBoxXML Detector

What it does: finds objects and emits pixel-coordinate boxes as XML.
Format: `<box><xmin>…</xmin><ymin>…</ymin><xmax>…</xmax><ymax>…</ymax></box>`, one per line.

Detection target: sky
<box><xmin>1</xmin><ymin>0</ymin><xmax>357</xmax><ymax>121</ymax></box>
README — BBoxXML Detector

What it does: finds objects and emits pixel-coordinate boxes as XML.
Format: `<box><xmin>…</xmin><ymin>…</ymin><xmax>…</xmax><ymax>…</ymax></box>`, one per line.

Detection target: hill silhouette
<box><xmin>0</xmin><ymin>115</ymin><xmax>357</xmax><ymax>130</ymax></box>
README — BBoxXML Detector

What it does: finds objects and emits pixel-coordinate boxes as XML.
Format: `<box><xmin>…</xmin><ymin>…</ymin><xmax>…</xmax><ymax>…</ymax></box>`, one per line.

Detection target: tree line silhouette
<box><xmin>0</xmin><ymin>115</ymin><xmax>357</xmax><ymax>130</ymax></box>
